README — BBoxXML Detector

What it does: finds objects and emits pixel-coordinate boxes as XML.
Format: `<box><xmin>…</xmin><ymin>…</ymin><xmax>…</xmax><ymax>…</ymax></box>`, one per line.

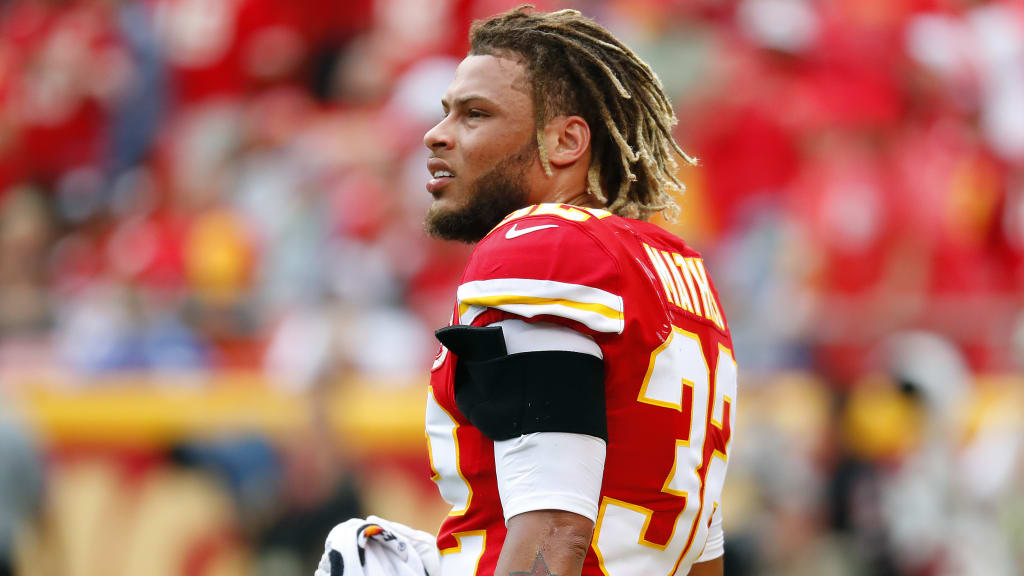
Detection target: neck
<box><xmin>529</xmin><ymin>163</ymin><xmax>605</xmax><ymax>209</ymax></box>
<box><xmin>558</xmin><ymin>190</ymin><xmax>604</xmax><ymax>209</ymax></box>
<box><xmin>536</xmin><ymin>181</ymin><xmax>604</xmax><ymax>210</ymax></box>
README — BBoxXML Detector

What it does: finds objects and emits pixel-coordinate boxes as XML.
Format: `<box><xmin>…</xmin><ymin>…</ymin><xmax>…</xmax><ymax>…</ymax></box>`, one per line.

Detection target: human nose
<box><xmin>424</xmin><ymin>117</ymin><xmax>454</xmax><ymax>151</ymax></box>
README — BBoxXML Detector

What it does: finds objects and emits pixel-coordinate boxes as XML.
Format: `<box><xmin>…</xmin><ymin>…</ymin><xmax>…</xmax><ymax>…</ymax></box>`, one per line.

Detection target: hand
<box><xmin>315</xmin><ymin>517</ymin><xmax>439</xmax><ymax>576</ymax></box>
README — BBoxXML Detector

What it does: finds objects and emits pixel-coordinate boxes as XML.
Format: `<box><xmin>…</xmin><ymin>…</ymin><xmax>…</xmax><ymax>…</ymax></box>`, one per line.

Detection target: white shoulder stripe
<box><xmin>457</xmin><ymin>278</ymin><xmax>624</xmax><ymax>334</ymax></box>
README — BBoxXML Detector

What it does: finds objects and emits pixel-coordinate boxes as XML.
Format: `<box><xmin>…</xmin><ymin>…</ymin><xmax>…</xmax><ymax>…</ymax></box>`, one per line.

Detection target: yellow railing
<box><xmin>6</xmin><ymin>373</ymin><xmax>429</xmax><ymax>453</ymax></box>
<box><xmin>5</xmin><ymin>372</ymin><xmax>1021</xmax><ymax>453</ymax></box>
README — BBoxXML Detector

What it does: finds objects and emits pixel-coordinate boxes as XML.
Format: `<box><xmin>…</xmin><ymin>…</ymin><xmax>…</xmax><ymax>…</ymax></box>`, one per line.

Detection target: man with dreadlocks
<box><xmin>418</xmin><ymin>6</ymin><xmax>736</xmax><ymax>576</ymax></box>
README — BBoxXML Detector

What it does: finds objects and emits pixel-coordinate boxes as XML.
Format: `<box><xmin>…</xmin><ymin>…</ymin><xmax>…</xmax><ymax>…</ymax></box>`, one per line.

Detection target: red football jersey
<box><xmin>426</xmin><ymin>203</ymin><xmax>737</xmax><ymax>576</ymax></box>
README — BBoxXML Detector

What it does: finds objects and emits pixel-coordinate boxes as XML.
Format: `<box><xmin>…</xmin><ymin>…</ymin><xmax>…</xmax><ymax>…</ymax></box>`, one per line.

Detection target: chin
<box><xmin>428</xmin><ymin>195</ymin><xmax>459</xmax><ymax>216</ymax></box>
<box><xmin>424</xmin><ymin>199</ymin><xmax>456</xmax><ymax>226</ymax></box>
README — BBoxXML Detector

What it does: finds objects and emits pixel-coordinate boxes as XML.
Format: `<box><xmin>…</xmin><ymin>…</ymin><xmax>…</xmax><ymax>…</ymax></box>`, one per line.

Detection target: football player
<box><xmin>423</xmin><ymin>7</ymin><xmax>737</xmax><ymax>576</ymax></box>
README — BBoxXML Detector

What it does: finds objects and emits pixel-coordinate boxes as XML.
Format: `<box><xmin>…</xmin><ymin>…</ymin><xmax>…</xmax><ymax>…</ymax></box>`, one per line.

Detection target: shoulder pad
<box><xmin>459</xmin><ymin>205</ymin><xmax>624</xmax><ymax>334</ymax></box>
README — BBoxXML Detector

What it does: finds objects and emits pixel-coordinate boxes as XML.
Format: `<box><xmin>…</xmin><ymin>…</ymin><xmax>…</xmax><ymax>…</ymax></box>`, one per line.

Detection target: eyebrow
<box><xmin>441</xmin><ymin>94</ymin><xmax>498</xmax><ymax>111</ymax></box>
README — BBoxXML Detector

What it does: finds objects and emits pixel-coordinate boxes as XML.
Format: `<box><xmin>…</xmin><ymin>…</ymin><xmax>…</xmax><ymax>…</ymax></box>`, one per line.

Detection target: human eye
<box><xmin>467</xmin><ymin>109</ymin><xmax>489</xmax><ymax>119</ymax></box>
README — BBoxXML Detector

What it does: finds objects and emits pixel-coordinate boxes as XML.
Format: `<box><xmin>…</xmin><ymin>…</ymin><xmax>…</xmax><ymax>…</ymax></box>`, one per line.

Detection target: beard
<box><xmin>424</xmin><ymin>140</ymin><xmax>534</xmax><ymax>243</ymax></box>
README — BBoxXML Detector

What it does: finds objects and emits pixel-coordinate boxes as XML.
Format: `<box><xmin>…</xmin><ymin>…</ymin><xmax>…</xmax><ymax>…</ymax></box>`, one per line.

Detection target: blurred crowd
<box><xmin>1</xmin><ymin>0</ymin><xmax>1023</xmax><ymax>379</ymax></box>
<box><xmin>0</xmin><ymin>0</ymin><xmax>1022</xmax><ymax>575</ymax></box>
<box><xmin>0</xmin><ymin>0</ymin><xmax>469</xmax><ymax>383</ymax></box>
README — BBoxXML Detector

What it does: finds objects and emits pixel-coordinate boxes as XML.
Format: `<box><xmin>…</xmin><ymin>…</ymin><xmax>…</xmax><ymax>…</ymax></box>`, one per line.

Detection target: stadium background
<box><xmin>0</xmin><ymin>0</ymin><xmax>1021</xmax><ymax>574</ymax></box>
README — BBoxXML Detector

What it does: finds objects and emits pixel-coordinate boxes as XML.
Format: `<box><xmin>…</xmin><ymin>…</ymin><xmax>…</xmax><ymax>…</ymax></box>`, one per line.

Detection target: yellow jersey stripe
<box><xmin>459</xmin><ymin>294</ymin><xmax>623</xmax><ymax>321</ymax></box>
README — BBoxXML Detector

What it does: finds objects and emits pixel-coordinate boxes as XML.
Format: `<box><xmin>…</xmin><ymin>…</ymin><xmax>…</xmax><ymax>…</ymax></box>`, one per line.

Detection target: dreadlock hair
<box><xmin>469</xmin><ymin>5</ymin><xmax>698</xmax><ymax>221</ymax></box>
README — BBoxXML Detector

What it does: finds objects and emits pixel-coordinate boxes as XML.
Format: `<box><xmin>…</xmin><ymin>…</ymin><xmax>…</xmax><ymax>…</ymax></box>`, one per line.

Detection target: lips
<box><xmin>427</xmin><ymin>158</ymin><xmax>455</xmax><ymax>195</ymax></box>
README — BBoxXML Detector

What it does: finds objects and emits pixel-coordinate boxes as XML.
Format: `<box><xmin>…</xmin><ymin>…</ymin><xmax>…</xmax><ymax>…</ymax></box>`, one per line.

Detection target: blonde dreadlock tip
<box><xmin>536</xmin><ymin>130</ymin><xmax>554</xmax><ymax>177</ymax></box>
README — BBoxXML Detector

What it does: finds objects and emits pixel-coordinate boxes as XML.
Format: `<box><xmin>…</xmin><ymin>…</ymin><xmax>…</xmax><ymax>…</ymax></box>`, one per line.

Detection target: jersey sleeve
<box><xmin>696</xmin><ymin>504</ymin><xmax>724</xmax><ymax>562</ymax></box>
<box><xmin>457</xmin><ymin>214</ymin><xmax>624</xmax><ymax>337</ymax></box>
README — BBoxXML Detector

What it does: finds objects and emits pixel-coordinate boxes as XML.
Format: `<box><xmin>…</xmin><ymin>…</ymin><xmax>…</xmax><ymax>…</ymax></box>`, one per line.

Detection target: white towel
<box><xmin>315</xmin><ymin>516</ymin><xmax>440</xmax><ymax>576</ymax></box>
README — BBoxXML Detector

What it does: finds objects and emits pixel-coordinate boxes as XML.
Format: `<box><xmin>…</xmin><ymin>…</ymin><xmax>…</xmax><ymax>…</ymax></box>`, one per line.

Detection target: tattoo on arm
<box><xmin>510</xmin><ymin>552</ymin><xmax>557</xmax><ymax>576</ymax></box>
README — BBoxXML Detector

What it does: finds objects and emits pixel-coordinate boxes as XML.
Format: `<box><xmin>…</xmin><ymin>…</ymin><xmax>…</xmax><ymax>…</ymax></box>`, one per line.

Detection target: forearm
<box><xmin>688</xmin><ymin>556</ymin><xmax>723</xmax><ymax>576</ymax></box>
<box><xmin>494</xmin><ymin>510</ymin><xmax>593</xmax><ymax>576</ymax></box>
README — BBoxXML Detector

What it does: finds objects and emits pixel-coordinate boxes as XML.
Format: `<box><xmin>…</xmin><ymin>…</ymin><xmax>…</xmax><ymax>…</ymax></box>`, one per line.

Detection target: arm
<box><xmin>688</xmin><ymin>557</ymin><xmax>723</xmax><ymax>576</ymax></box>
<box><xmin>490</xmin><ymin>430</ymin><xmax>604</xmax><ymax>576</ymax></box>
<box><xmin>494</xmin><ymin>510</ymin><xmax>593</xmax><ymax>576</ymax></box>
<box><xmin>486</xmin><ymin>321</ymin><xmax>606</xmax><ymax>576</ymax></box>
<box><xmin>438</xmin><ymin>319</ymin><xmax>607</xmax><ymax>575</ymax></box>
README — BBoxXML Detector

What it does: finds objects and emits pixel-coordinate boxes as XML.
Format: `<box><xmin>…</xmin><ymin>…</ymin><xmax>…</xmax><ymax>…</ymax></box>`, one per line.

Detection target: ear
<box><xmin>542</xmin><ymin>116</ymin><xmax>590</xmax><ymax>168</ymax></box>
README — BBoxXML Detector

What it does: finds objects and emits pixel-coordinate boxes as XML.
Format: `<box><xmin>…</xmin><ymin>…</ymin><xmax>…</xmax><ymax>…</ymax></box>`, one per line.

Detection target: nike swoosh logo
<box><xmin>505</xmin><ymin>223</ymin><xmax>559</xmax><ymax>239</ymax></box>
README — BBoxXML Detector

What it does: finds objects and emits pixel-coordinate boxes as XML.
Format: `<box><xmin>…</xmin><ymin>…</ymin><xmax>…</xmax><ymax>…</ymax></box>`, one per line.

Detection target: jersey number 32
<box><xmin>594</xmin><ymin>326</ymin><xmax>736</xmax><ymax>576</ymax></box>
